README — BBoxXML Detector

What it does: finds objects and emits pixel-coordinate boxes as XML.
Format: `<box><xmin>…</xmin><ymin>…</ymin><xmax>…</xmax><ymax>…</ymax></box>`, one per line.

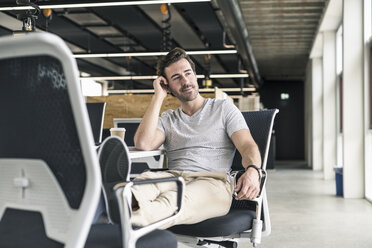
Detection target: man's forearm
<box><xmin>134</xmin><ymin>94</ymin><xmax>165</xmax><ymax>150</ymax></box>
<box><xmin>241</xmin><ymin>143</ymin><xmax>261</xmax><ymax>169</ymax></box>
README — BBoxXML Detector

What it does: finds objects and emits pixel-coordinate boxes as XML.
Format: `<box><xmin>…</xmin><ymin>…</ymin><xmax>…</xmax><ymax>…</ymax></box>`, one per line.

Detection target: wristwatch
<box><xmin>245</xmin><ymin>165</ymin><xmax>262</xmax><ymax>182</ymax></box>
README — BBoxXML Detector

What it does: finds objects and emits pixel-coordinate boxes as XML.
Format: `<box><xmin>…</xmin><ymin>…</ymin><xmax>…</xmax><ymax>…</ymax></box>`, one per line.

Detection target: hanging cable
<box><xmin>238</xmin><ymin>59</ymin><xmax>248</xmax><ymax>96</ymax></box>
<box><xmin>202</xmin><ymin>54</ymin><xmax>212</xmax><ymax>88</ymax></box>
<box><xmin>160</xmin><ymin>3</ymin><xmax>172</xmax><ymax>52</ymax></box>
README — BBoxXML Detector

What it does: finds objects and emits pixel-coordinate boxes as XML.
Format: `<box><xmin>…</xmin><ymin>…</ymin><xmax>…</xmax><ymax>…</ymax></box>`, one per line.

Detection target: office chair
<box><xmin>168</xmin><ymin>109</ymin><xmax>279</xmax><ymax>248</ymax></box>
<box><xmin>0</xmin><ymin>32</ymin><xmax>182</xmax><ymax>248</ymax></box>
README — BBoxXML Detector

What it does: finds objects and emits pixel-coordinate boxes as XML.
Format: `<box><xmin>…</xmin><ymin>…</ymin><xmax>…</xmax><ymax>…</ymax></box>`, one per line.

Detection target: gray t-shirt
<box><xmin>157</xmin><ymin>98</ymin><xmax>248</xmax><ymax>172</ymax></box>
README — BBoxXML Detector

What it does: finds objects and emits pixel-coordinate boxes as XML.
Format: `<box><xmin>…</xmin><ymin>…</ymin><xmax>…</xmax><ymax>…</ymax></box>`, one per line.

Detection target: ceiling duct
<box><xmin>214</xmin><ymin>0</ymin><xmax>262</xmax><ymax>87</ymax></box>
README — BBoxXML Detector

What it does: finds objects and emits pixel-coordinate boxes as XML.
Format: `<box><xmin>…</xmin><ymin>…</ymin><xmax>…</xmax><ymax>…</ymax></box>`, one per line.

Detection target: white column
<box><xmin>342</xmin><ymin>0</ymin><xmax>365</xmax><ymax>198</ymax></box>
<box><xmin>312</xmin><ymin>57</ymin><xmax>323</xmax><ymax>171</ymax></box>
<box><xmin>322</xmin><ymin>31</ymin><xmax>337</xmax><ymax>179</ymax></box>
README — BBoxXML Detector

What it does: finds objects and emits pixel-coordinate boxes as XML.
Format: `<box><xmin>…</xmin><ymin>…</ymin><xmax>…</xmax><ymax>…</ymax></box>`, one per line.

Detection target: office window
<box><xmin>339</xmin><ymin>75</ymin><xmax>343</xmax><ymax>132</ymax></box>
<box><xmin>336</xmin><ymin>25</ymin><xmax>343</xmax><ymax>75</ymax></box>
<box><xmin>366</xmin><ymin>0</ymin><xmax>372</xmax><ymax>129</ymax></box>
<box><xmin>336</xmin><ymin>25</ymin><xmax>343</xmax><ymax>132</ymax></box>
<box><xmin>370</xmin><ymin>46</ymin><xmax>372</xmax><ymax>129</ymax></box>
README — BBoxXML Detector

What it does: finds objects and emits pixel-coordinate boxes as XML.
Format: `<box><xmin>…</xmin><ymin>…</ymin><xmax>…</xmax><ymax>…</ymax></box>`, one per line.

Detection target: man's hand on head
<box><xmin>234</xmin><ymin>167</ymin><xmax>260</xmax><ymax>200</ymax></box>
<box><xmin>153</xmin><ymin>76</ymin><xmax>169</xmax><ymax>99</ymax></box>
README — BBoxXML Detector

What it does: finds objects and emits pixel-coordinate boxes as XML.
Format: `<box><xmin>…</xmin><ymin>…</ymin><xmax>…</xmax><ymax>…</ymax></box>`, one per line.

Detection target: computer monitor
<box><xmin>113</xmin><ymin>118</ymin><xmax>164</xmax><ymax>174</ymax></box>
<box><xmin>113</xmin><ymin>118</ymin><xmax>142</xmax><ymax>146</ymax></box>
<box><xmin>86</xmin><ymin>102</ymin><xmax>106</xmax><ymax>145</ymax></box>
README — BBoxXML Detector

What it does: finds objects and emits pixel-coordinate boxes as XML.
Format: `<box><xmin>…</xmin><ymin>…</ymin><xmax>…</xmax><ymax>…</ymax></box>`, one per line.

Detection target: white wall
<box><xmin>363</xmin><ymin>0</ymin><xmax>372</xmax><ymax>202</ymax></box>
<box><xmin>342</xmin><ymin>0</ymin><xmax>364</xmax><ymax>198</ymax></box>
<box><xmin>322</xmin><ymin>31</ymin><xmax>337</xmax><ymax>179</ymax></box>
<box><xmin>311</xmin><ymin>58</ymin><xmax>323</xmax><ymax>171</ymax></box>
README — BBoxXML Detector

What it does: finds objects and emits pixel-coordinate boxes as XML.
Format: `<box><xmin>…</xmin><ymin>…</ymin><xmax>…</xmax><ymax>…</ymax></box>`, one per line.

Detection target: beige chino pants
<box><xmin>130</xmin><ymin>170</ymin><xmax>235</xmax><ymax>229</ymax></box>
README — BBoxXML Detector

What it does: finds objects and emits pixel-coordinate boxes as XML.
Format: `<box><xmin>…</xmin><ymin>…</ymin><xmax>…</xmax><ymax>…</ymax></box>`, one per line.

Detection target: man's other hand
<box><xmin>234</xmin><ymin>168</ymin><xmax>260</xmax><ymax>200</ymax></box>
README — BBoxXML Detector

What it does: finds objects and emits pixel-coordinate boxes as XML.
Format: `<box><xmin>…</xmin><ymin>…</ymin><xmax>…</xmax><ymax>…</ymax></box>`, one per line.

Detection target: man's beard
<box><xmin>172</xmin><ymin>84</ymin><xmax>199</xmax><ymax>102</ymax></box>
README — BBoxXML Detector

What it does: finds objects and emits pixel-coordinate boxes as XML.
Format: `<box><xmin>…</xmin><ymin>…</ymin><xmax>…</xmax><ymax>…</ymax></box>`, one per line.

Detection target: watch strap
<box><xmin>245</xmin><ymin>165</ymin><xmax>262</xmax><ymax>182</ymax></box>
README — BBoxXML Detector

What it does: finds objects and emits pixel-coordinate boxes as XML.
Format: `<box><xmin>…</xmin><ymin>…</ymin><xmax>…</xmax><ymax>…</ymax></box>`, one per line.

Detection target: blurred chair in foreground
<box><xmin>0</xmin><ymin>32</ymin><xmax>182</xmax><ymax>248</ymax></box>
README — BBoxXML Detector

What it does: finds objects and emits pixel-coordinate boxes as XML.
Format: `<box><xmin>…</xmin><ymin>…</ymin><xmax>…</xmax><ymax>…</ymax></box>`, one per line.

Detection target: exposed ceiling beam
<box><xmin>214</xmin><ymin>0</ymin><xmax>262</xmax><ymax>87</ymax></box>
<box><xmin>0</xmin><ymin>0</ymin><xmax>211</xmax><ymax>11</ymax></box>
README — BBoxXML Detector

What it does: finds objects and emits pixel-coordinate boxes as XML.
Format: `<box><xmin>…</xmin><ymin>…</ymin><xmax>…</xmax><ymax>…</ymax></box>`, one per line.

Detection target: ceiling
<box><xmin>0</xmin><ymin>0</ymin><xmax>329</xmax><ymax>91</ymax></box>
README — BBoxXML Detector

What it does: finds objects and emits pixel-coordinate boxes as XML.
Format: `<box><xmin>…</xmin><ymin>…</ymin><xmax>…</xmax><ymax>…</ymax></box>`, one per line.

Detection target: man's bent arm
<box><xmin>134</xmin><ymin>78</ymin><xmax>167</xmax><ymax>151</ymax></box>
<box><xmin>231</xmin><ymin>129</ymin><xmax>262</xmax><ymax>200</ymax></box>
<box><xmin>231</xmin><ymin>129</ymin><xmax>261</xmax><ymax>169</ymax></box>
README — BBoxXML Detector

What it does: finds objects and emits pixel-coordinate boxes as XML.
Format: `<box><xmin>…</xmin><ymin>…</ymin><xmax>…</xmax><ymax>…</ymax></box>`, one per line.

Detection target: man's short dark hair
<box><xmin>156</xmin><ymin>47</ymin><xmax>196</xmax><ymax>79</ymax></box>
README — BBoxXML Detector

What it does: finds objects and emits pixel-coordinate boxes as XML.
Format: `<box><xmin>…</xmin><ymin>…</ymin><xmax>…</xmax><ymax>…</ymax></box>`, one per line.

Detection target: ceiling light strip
<box><xmin>210</xmin><ymin>74</ymin><xmax>249</xmax><ymax>78</ymax></box>
<box><xmin>186</xmin><ymin>50</ymin><xmax>237</xmax><ymax>55</ymax></box>
<box><xmin>73</xmin><ymin>50</ymin><xmax>237</xmax><ymax>58</ymax></box>
<box><xmin>81</xmin><ymin>74</ymin><xmax>248</xmax><ymax>81</ymax></box>
<box><xmin>107</xmin><ymin>87</ymin><xmax>255</xmax><ymax>94</ymax></box>
<box><xmin>82</xmin><ymin>75</ymin><xmax>158</xmax><ymax>81</ymax></box>
<box><xmin>0</xmin><ymin>0</ymin><xmax>211</xmax><ymax>11</ymax></box>
<box><xmin>199</xmin><ymin>88</ymin><xmax>254</xmax><ymax>92</ymax></box>
<box><xmin>108</xmin><ymin>89</ymin><xmax>156</xmax><ymax>94</ymax></box>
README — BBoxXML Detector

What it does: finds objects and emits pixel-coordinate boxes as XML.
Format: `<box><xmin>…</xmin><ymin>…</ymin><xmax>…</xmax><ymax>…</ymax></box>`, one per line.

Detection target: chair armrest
<box><xmin>113</xmin><ymin>177</ymin><xmax>185</xmax><ymax>247</ymax></box>
<box><xmin>231</xmin><ymin>169</ymin><xmax>267</xmax><ymax>217</ymax></box>
<box><xmin>230</xmin><ymin>169</ymin><xmax>268</xmax><ymax>244</ymax></box>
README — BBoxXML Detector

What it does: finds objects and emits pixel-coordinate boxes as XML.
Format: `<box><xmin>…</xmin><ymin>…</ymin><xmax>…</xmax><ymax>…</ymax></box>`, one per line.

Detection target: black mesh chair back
<box><xmin>0</xmin><ymin>33</ymin><xmax>101</xmax><ymax>248</ymax></box>
<box><xmin>231</xmin><ymin>109</ymin><xmax>278</xmax><ymax>171</ymax></box>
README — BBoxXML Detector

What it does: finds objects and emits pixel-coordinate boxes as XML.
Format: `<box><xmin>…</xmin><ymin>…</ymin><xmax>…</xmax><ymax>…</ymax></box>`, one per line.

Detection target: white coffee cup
<box><xmin>110</xmin><ymin>127</ymin><xmax>126</xmax><ymax>140</ymax></box>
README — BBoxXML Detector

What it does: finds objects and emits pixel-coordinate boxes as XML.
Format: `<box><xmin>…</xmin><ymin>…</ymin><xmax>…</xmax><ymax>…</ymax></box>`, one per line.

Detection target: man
<box><xmin>131</xmin><ymin>47</ymin><xmax>261</xmax><ymax>228</ymax></box>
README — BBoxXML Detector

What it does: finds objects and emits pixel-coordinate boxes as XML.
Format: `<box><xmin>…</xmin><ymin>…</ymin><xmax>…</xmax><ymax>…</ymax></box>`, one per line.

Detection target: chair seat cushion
<box><xmin>85</xmin><ymin>223</ymin><xmax>177</xmax><ymax>248</ymax></box>
<box><xmin>168</xmin><ymin>209</ymin><xmax>256</xmax><ymax>237</ymax></box>
<box><xmin>0</xmin><ymin>208</ymin><xmax>64</xmax><ymax>248</ymax></box>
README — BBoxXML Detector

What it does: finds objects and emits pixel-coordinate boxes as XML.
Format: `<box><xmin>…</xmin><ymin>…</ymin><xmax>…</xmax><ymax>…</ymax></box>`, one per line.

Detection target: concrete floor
<box><xmin>180</xmin><ymin>162</ymin><xmax>372</xmax><ymax>248</ymax></box>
